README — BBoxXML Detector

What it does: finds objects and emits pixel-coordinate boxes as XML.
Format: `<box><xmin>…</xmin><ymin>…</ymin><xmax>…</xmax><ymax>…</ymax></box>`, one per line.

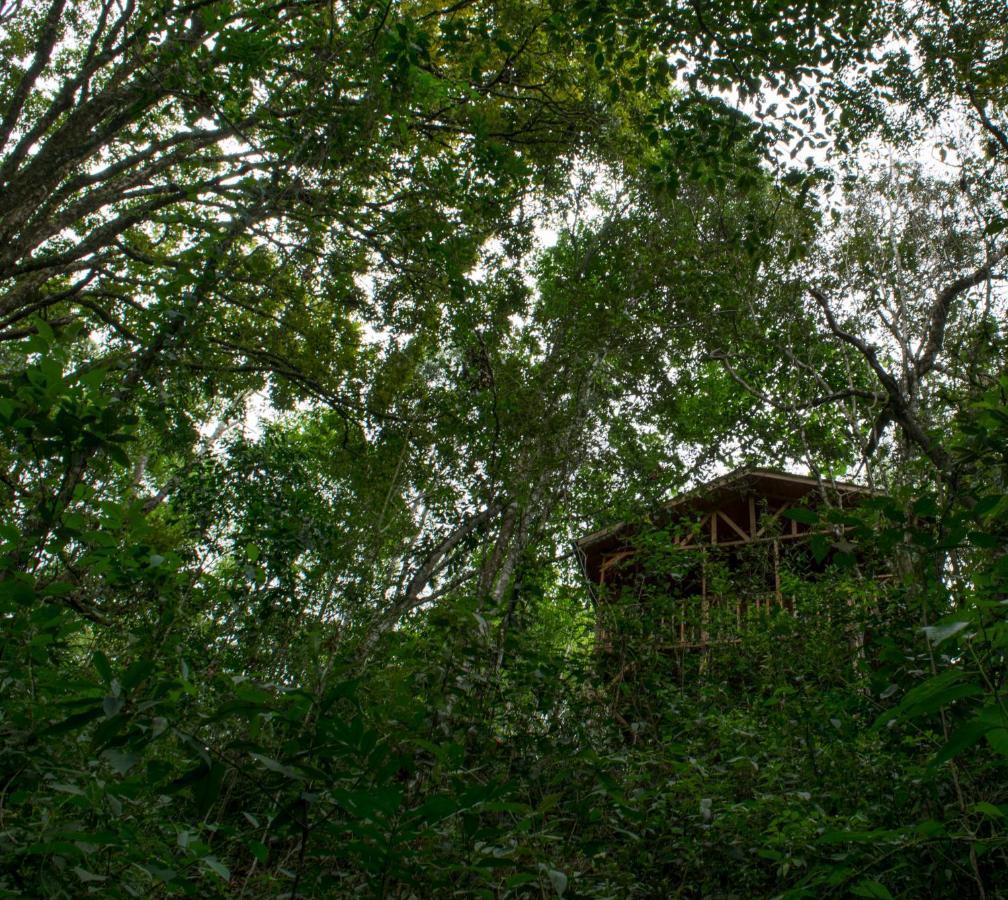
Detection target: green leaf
<box><xmin>166</xmin><ymin>763</ymin><xmax>212</xmax><ymax>794</ymax></box>
<box><xmin>986</xmin><ymin>728</ymin><xmax>1008</xmax><ymax>757</ymax></box>
<box><xmin>103</xmin><ymin>695</ymin><xmax>124</xmax><ymax>718</ymax></box>
<box><xmin>42</xmin><ymin>580</ymin><xmax>75</xmax><ymax>598</ymax></box>
<box><xmin>0</xmin><ymin>578</ymin><xmax>35</xmax><ymax>606</ymax></box>
<box><xmin>820</xmin><ymin>827</ymin><xmax>901</xmax><ymax>844</ymax></box>
<box><xmin>972</xmin><ymin>802</ymin><xmax>1004</xmax><ymax>819</ymax></box>
<box><xmin>30</xmin><ymin>604</ymin><xmax>62</xmax><ymax>627</ymax></box>
<box><xmin>833</xmin><ymin>550</ymin><xmax>856</xmax><ymax>569</ymax></box>
<box><xmin>33</xmin><ymin>317</ymin><xmax>56</xmax><ymax>344</ymax></box>
<box><xmin>912</xmin><ymin>496</ymin><xmax>939</xmax><ymax>517</ymax></box>
<box><xmin>933</xmin><ymin>718</ymin><xmax>991</xmax><ymax>766</ymax></box>
<box><xmin>250</xmin><ymin>753</ymin><xmax>305</xmax><ymax>780</ymax></box>
<box><xmin>138</xmin><ymin>863</ymin><xmax>177</xmax><ymax>883</ymax></box>
<box><xmin>50</xmin><ymin>782</ymin><xmax>85</xmax><ymax>796</ymax></box>
<box><xmin>922</xmin><ymin>620</ymin><xmax>970</xmax><ymax>645</ymax></box>
<box><xmin>194</xmin><ymin>763</ymin><xmax>227</xmax><ymax>816</ymax></box>
<box><xmin>102</xmin><ymin>748</ymin><xmax>141</xmax><ymax>775</ymax></box>
<box><xmin>876</xmin><ymin>670</ymin><xmax>984</xmax><ymax>728</ymax></box>
<box><xmin>45</xmin><ymin>705</ymin><xmax>103</xmax><ymax>735</ymax></box>
<box><xmin>73</xmin><ymin>866</ymin><xmax>107</xmax><ymax>883</ymax></box>
<box><xmin>412</xmin><ymin>794</ymin><xmax>458</xmax><ymax>824</ymax></box>
<box><xmin>809</xmin><ymin>533</ymin><xmax>829</xmax><ymax>563</ymax></box>
<box><xmin>122</xmin><ymin>658</ymin><xmax>155</xmax><ymax>691</ymax></box>
<box><xmin>507</xmin><ymin>872</ymin><xmax>538</xmax><ymax>888</ymax></box>
<box><xmin>983</xmin><ymin>217</ymin><xmax>1007</xmax><ymax>236</ymax></box>
<box><xmin>201</xmin><ymin>856</ymin><xmax>230</xmax><ymax>881</ymax></box>
<box><xmin>915</xmin><ymin>820</ymin><xmax>946</xmax><ymax>837</ymax></box>
<box><xmin>973</xmin><ymin>494</ymin><xmax>1005</xmax><ymax>517</ymax></box>
<box><xmin>851</xmin><ymin>879</ymin><xmax>893</xmax><ymax>899</ymax></box>
<box><xmin>782</xmin><ymin>507</ymin><xmax>818</xmax><ymax>524</ymax></box>
<box><xmin>544</xmin><ymin>867</ymin><xmax>568</xmax><ymax>896</ymax></box>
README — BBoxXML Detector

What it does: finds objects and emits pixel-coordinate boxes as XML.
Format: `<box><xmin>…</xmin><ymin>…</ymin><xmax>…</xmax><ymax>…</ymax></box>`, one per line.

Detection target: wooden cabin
<box><xmin>574</xmin><ymin>468</ymin><xmax>876</xmax><ymax>651</ymax></box>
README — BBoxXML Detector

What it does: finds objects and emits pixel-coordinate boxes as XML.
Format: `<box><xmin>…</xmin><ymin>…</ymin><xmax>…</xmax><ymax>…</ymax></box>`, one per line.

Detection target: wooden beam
<box><xmin>717</xmin><ymin>510</ymin><xmax>750</xmax><ymax>542</ymax></box>
<box><xmin>661</xmin><ymin>638</ymin><xmax>742</xmax><ymax>650</ymax></box>
<box><xmin>755</xmin><ymin>505</ymin><xmax>786</xmax><ymax>538</ymax></box>
<box><xmin>677</xmin><ymin>527</ymin><xmax>840</xmax><ymax>551</ymax></box>
<box><xmin>748</xmin><ymin>495</ymin><xmax>757</xmax><ymax>539</ymax></box>
<box><xmin>599</xmin><ymin>549</ymin><xmax>634</xmax><ymax>575</ymax></box>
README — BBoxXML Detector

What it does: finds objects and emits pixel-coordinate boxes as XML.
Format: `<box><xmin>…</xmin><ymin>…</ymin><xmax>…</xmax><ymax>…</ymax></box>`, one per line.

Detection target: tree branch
<box><xmin>810</xmin><ymin>286</ymin><xmax>953</xmax><ymax>476</ymax></box>
<box><xmin>707</xmin><ymin>350</ymin><xmax>883</xmax><ymax>412</ymax></box>
<box><xmin>967</xmin><ymin>84</ymin><xmax>1008</xmax><ymax>157</ymax></box>
<box><xmin>914</xmin><ymin>246</ymin><xmax>1006</xmax><ymax>384</ymax></box>
<box><xmin>0</xmin><ymin>0</ymin><xmax>66</xmax><ymax>152</ymax></box>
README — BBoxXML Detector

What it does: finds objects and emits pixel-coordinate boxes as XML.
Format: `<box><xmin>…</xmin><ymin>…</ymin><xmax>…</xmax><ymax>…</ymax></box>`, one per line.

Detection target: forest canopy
<box><xmin>1</xmin><ymin>0</ymin><xmax>1007</xmax><ymax>896</ymax></box>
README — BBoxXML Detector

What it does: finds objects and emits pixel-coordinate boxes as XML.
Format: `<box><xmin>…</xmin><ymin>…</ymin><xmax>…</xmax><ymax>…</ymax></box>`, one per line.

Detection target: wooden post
<box><xmin>773</xmin><ymin>538</ymin><xmax>782</xmax><ymax>608</ymax></box>
<box><xmin>700</xmin><ymin>551</ymin><xmax>708</xmax><ymax>646</ymax></box>
<box><xmin>742</xmin><ymin>505</ymin><xmax>751</xmax><ymax>623</ymax></box>
<box><xmin>704</xmin><ymin>514</ymin><xmax>717</xmax><ymax>644</ymax></box>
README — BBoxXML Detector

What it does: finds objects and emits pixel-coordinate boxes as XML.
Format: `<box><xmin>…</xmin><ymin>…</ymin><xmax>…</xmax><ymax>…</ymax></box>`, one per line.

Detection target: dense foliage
<box><xmin>1</xmin><ymin>0</ymin><xmax>1007</xmax><ymax>896</ymax></box>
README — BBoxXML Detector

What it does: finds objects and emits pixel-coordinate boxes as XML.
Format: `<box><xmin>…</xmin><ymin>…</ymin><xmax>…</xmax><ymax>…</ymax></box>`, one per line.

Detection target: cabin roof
<box><xmin>575</xmin><ymin>467</ymin><xmax>871</xmax><ymax>553</ymax></box>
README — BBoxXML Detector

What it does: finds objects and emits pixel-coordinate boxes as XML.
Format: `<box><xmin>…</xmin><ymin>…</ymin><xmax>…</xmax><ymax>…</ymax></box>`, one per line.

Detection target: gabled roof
<box><xmin>574</xmin><ymin>466</ymin><xmax>873</xmax><ymax>553</ymax></box>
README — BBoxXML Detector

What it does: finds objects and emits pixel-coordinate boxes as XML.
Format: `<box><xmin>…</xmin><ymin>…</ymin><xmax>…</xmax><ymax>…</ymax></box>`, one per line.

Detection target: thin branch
<box><xmin>914</xmin><ymin>246</ymin><xmax>1006</xmax><ymax>384</ymax></box>
<box><xmin>810</xmin><ymin>286</ymin><xmax>953</xmax><ymax>476</ymax></box>
<box><xmin>400</xmin><ymin>505</ymin><xmax>499</xmax><ymax>612</ymax></box>
<box><xmin>707</xmin><ymin>350</ymin><xmax>882</xmax><ymax>412</ymax></box>
<box><xmin>967</xmin><ymin>84</ymin><xmax>1008</xmax><ymax>157</ymax></box>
